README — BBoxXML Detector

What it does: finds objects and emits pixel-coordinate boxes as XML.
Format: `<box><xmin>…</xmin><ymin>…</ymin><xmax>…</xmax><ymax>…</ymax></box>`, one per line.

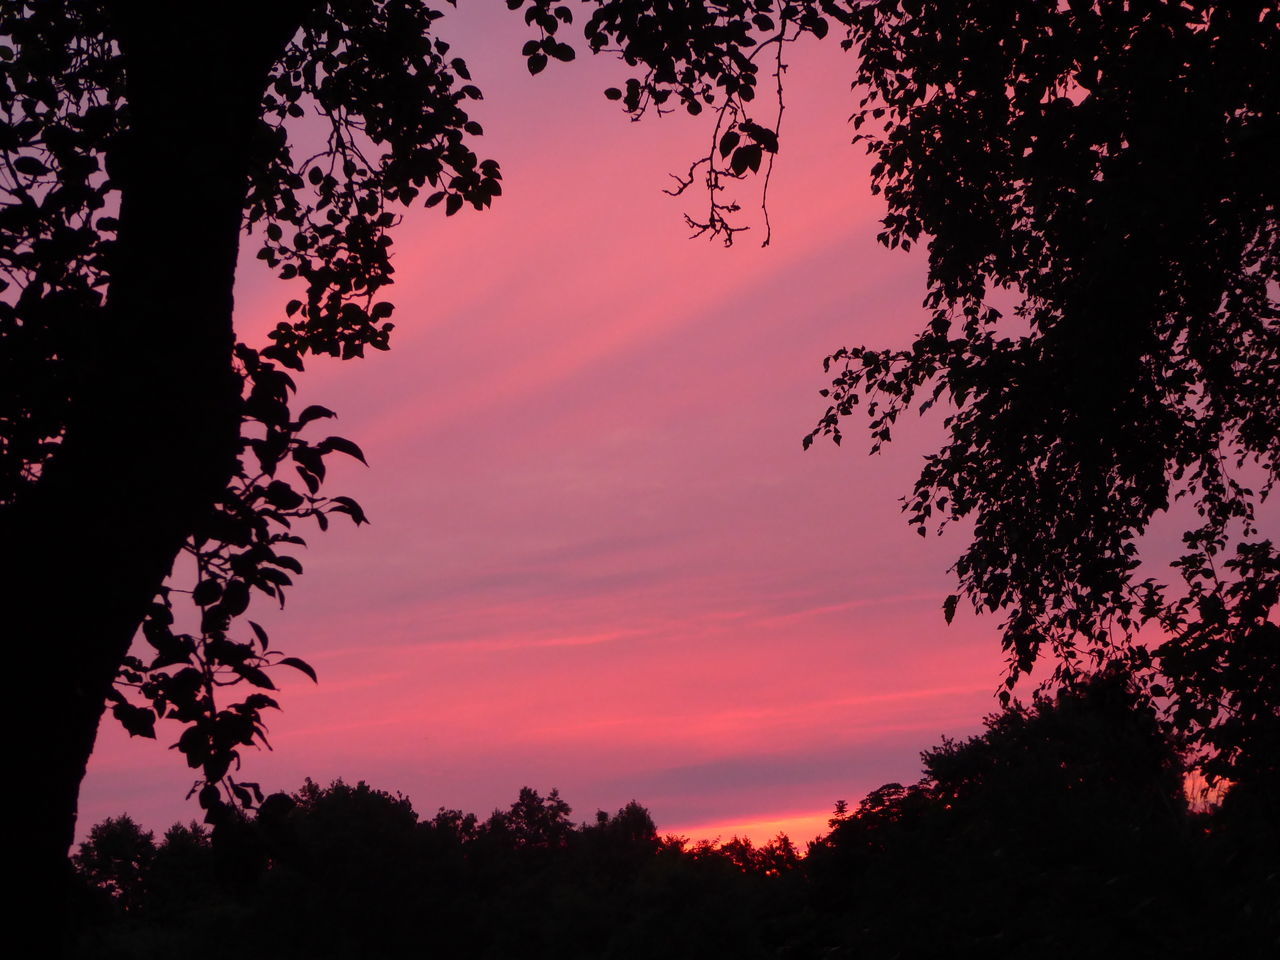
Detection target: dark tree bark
<box><xmin>1</xmin><ymin>0</ymin><xmax>305</xmax><ymax>921</ymax></box>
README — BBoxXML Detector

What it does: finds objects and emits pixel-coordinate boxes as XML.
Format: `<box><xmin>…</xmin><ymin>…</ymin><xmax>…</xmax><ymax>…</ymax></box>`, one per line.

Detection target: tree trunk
<box><xmin>1</xmin><ymin>1</ymin><xmax>302</xmax><ymax>923</ymax></box>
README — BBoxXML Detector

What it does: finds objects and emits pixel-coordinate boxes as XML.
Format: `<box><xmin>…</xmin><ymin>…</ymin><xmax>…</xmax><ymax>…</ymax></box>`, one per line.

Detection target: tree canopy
<box><xmin>2</xmin><ymin>0</ymin><xmax>1276</xmax><ymax>903</ymax></box>
<box><xmin>801</xmin><ymin>0</ymin><xmax>1279</xmax><ymax>788</ymax></box>
<box><xmin>67</xmin><ymin>678</ymin><xmax>1278</xmax><ymax>958</ymax></box>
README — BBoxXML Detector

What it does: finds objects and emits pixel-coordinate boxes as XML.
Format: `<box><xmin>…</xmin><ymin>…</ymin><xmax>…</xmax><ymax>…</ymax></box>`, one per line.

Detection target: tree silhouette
<box><xmin>69</xmin><ymin>742</ymin><xmax>1275</xmax><ymax>958</ymax></box>
<box><xmin>2</xmin><ymin>0</ymin><xmax>498</xmax><ymax>900</ymax></box>
<box><xmin>68</xmin><ymin>782</ymin><xmax>809</xmax><ymax>959</ymax></box>
<box><xmin>72</xmin><ymin>814</ymin><xmax>157</xmax><ymax>915</ymax></box>
<box><xmin>798</xmin><ymin>0</ymin><xmax>1280</xmax><ymax>788</ymax></box>
<box><xmin>802</xmin><ymin>670</ymin><xmax>1274</xmax><ymax>958</ymax></box>
<box><xmin>7</xmin><ymin>0</ymin><xmax>1277</xmax><ymax>915</ymax></box>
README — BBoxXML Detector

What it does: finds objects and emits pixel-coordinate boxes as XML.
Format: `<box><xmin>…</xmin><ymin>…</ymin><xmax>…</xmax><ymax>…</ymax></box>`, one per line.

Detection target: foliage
<box><xmin>799</xmin><ymin>0</ymin><xmax>1279</xmax><ymax>786</ymax></box>
<box><xmin>72</xmin><ymin>815</ymin><xmax>156</xmax><ymax>914</ymax></box>
<box><xmin>1</xmin><ymin>0</ymin><xmax>498</xmax><ymax>823</ymax></box>
<box><xmin>804</xmin><ymin>672</ymin><xmax>1279</xmax><ymax>958</ymax></box>
<box><xmin>499</xmin><ymin>2</ymin><xmax>1280</xmax><ymax>783</ymax></box>
<box><xmin>71</xmin><ymin>781</ymin><xmax>802</xmax><ymax>959</ymax></box>
<box><xmin>69</xmin><ymin>683</ymin><xmax>1278</xmax><ymax>958</ymax></box>
<box><xmin>513</xmin><ymin>0</ymin><xmax>853</xmax><ymax>245</ymax></box>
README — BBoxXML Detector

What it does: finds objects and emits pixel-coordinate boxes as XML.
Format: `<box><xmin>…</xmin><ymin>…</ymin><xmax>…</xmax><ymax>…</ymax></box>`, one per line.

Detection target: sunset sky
<box><xmin>80</xmin><ymin>9</ymin><xmax>1012</xmax><ymax>846</ymax></box>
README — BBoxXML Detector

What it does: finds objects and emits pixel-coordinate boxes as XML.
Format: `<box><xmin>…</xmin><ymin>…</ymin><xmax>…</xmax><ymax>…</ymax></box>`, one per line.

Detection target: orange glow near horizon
<box><xmin>667</xmin><ymin>809</ymin><xmax>837</xmax><ymax>849</ymax></box>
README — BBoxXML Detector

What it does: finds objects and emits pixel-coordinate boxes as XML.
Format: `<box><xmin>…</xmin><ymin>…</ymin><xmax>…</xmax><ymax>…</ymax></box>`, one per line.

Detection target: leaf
<box><xmin>279</xmin><ymin>657</ymin><xmax>318</xmax><ymax>683</ymax></box>
<box><xmin>198</xmin><ymin>784</ymin><xmax>221</xmax><ymax>810</ymax></box>
<box><xmin>205</xmin><ymin>751</ymin><xmax>233</xmax><ymax>785</ymax></box>
<box><xmin>221</xmin><ymin>580</ymin><xmax>251</xmax><ymax>618</ymax></box>
<box><xmin>318</xmin><ymin>436</ymin><xmax>368</xmax><ymax>464</ymax></box>
<box><xmin>264</xmin><ymin>479</ymin><xmax>305</xmax><ymax>510</ymax></box>
<box><xmin>296</xmin><ymin>466</ymin><xmax>321</xmax><ymax>495</ymax></box>
<box><xmin>943</xmin><ymin>594</ymin><xmax>960</xmax><ymax>625</ymax></box>
<box><xmin>192</xmin><ymin>579</ymin><xmax>222</xmax><ymax>607</ymax></box>
<box><xmin>14</xmin><ymin>155</ymin><xmax>49</xmax><ymax>176</ymax></box>
<box><xmin>113</xmin><ymin>703</ymin><xmax>156</xmax><ymax>739</ymax></box>
<box><xmin>234</xmin><ymin>664</ymin><xmax>277</xmax><ymax>689</ymax></box>
<box><xmin>273</xmin><ymin>555</ymin><xmax>303</xmax><ymax>574</ymax></box>
<box><xmin>297</xmin><ymin>404</ymin><xmax>337</xmax><ymax>426</ymax></box>
<box><xmin>752</xmin><ymin>127</ymin><xmax>779</xmax><ymax>154</ymax></box>
<box><xmin>248</xmin><ymin>620</ymin><xmax>270</xmax><ymax>649</ymax></box>
<box><xmin>719</xmin><ymin>129</ymin><xmax>740</xmax><ymax>158</ymax></box>
<box><xmin>548</xmin><ymin>41</ymin><xmax>575</xmax><ymax>62</ymax></box>
<box><xmin>527</xmin><ymin>53</ymin><xmax>548</xmax><ymax>75</ymax></box>
<box><xmin>731</xmin><ymin>144</ymin><xmax>763</xmax><ymax>175</ymax></box>
<box><xmin>256</xmin><ymin>567</ymin><xmax>293</xmax><ymax>588</ymax></box>
<box><xmin>260</xmin><ymin>344</ymin><xmax>304</xmax><ymax>370</ymax></box>
<box><xmin>329</xmin><ymin>495</ymin><xmax>368</xmax><ymax>525</ymax></box>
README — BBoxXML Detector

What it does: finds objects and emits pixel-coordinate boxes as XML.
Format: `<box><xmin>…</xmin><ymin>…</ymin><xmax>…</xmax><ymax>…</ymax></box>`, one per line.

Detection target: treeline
<box><xmin>69</xmin><ymin>673</ymin><xmax>1277</xmax><ymax>959</ymax></box>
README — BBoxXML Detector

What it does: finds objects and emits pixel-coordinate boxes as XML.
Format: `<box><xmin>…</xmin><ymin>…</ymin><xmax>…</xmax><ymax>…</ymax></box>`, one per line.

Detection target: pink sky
<box><xmin>80</xmin><ymin>11</ymin><xmax>1010</xmax><ymax>846</ymax></box>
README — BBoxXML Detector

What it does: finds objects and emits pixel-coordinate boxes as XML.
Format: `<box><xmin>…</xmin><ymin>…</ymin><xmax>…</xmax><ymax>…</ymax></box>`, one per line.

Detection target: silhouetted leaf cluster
<box><xmin>509</xmin><ymin>0</ymin><xmax>851</xmax><ymax>244</ymax></box>
<box><xmin>1</xmin><ymin>0</ymin><xmax>499</xmax><ymax>825</ymax></box>
<box><xmin>796</xmin><ymin>0</ymin><xmax>1279</xmax><ymax>788</ymax></box>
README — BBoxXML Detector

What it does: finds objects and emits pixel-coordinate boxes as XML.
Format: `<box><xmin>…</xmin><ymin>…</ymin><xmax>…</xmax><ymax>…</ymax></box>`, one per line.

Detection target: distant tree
<box><xmin>145</xmin><ymin>821</ymin><xmax>217</xmax><ymax>916</ymax></box>
<box><xmin>583</xmin><ymin>801</ymin><xmax>659</xmax><ymax>851</ymax></box>
<box><xmin>72</xmin><ymin>814</ymin><xmax>156</xmax><ymax>914</ymax></box>
<box><xmin>288</xmin><ymin>777</ymin><xmax>419</xmax><ymax>863</ymax></box>
<box><xmin>67</xmin><ymin>769</ymin><xmax>1274</xmax><ymax>959</ymax></box>
<box><xmin>484</xmin><ymin>786</ymin><xmax>576</xmax><ymax>850</ymax></box>
<box><xmin>805</xmin><ymin>671</ymin><xmax>1213</xmax><ymax>957</ymax></box>
<box><xmin>712</xmin><ymin>833</ymin><xmax>800</xmax><ymax>878</ymax></box>
<box><xmin>919</xmin><ymin>667</ymin><xmax>1188</xmax><ymax>830</ymax></box>
<box><xmin>425</xmin><ymin>805</ymin><xmax>481</xmax><ymax>846</ymax></box>
<box><xmin>68</xmin><ymin>785</ymin><xmax>806</xmax><ymax>960</ymax></box>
